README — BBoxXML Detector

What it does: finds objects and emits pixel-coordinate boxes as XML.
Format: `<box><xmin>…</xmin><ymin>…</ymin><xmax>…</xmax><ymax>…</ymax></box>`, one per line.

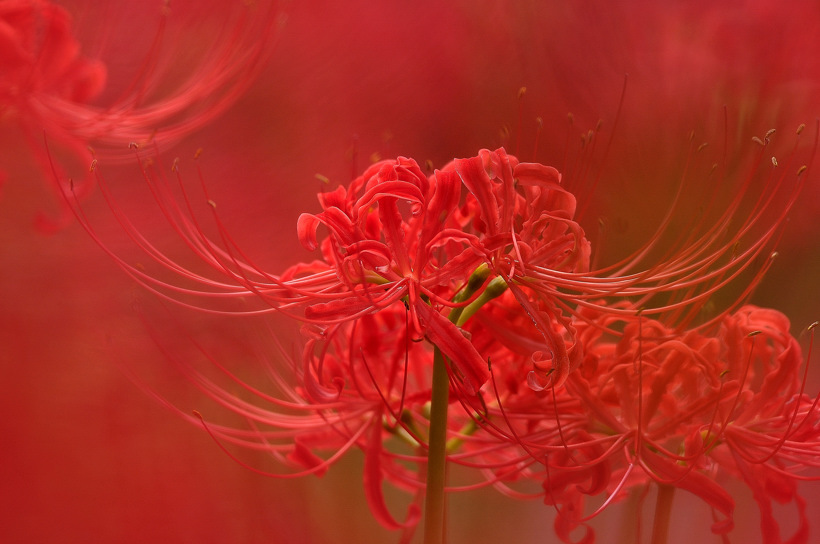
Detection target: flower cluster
<box><xmin>290</xmin><ymin>148</ymin><xmax>590</xmax><ymax>392</ymax></box>
<box><xmin>465</xmin><ymin>304</ymin><xmax>819</xmax><ymax>543</ymax></box>
<box><xmin>73</xmin><ymin>135</ymin><xmax>819</xmax><ymax>543</ymax></box>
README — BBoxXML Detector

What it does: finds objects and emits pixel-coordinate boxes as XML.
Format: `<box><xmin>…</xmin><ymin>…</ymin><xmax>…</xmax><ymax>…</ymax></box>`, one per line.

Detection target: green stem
<box><xmin>420</xmin><ymin>265</ymin><xmax>507</xmax><ymax>544</ymax></box>
<box><xmin>423</xmin><ymin>348</ymin><xmax>449</xmax><ymax>544</ymax></box>
<box><xmin>650</xmin><ymin>485</ymin><xmax>675</xmax><ymax>544</ymax></box>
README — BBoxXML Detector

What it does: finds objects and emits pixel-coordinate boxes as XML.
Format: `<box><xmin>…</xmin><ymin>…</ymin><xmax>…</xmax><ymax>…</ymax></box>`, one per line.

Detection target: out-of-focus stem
<box><xmin>650</xmin><ymin>484</ymin><xmax>675</xmax><ymax>544</ymax></box>
<box><xmin>423</xmin><ymin>348</ymin><xmax>449</xmax><ymax>544</ymax></box>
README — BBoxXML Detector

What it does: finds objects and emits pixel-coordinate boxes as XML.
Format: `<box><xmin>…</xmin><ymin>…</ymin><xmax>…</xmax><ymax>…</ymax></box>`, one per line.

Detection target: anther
<box><xmin>747</xmin><ymin>330</ymin><xmax>762</xmax><ymax>337</ymax></box>
<box><xmin>89</xmin><ymin>159</ymin><xmax>97</xmax><ymax>172</ymax></box>
<box><xmin>808</xmin><ymin>321</ymin><xmax>819</xmax><ymax>331</ymax></box>
<box><xmin>314</xmin><ymin>174</ymin><xmax>330</xmax><ymax>184</ymax></box>
<box><xmin>797</xmin><ymin>165</ymin><xmax>808</xmax><ymax>176</ymax></box>
<box><xmin>771</xmin><ymin>157</ymin><xmax>778</xmax><ymax>167</ymax></box>
<box><xmin>797</xmin><ymin>124</ymin><xmax>806</xmax><ymax>136</ymax></box>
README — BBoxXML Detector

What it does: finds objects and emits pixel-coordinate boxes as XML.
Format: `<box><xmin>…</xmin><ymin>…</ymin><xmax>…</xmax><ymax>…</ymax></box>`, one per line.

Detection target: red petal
<box><xmin>642</xmin><ymin>449</ymin><xmax>735</xmax><ymax>535</ymax></box>
<box><xmin>363</xmin><ymin>416</ymin><xmax>421</xmax><ymax>530</ymax></box>
<box><xmin>415</xmin><ymin>302</ymin><xmax>489</xmax><ymax>395</ymax></box>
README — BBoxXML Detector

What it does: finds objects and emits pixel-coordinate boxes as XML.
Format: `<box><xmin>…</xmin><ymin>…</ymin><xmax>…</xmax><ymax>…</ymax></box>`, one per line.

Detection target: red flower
<box><xmin>499</xmin><ymin>305</ymin><xmax>820</xmax><ymax>543</ymax></box>
<box><xmin>1</xmin><ymin>0</ymin><xmax>282</xmax><ymax>229</ymax></box>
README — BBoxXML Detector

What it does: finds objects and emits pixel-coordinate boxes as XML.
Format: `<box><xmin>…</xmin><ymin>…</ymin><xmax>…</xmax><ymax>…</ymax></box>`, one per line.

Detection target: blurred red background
<box><xmin>2</xmin><ymin>1</ymin><xmax>819</xmax><ymax>542</ymax></box>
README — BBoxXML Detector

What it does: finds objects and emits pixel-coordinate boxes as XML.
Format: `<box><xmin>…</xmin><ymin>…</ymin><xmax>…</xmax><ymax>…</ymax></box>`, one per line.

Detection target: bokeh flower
<box><xmin>1</xmin><ymin>0</ymin><xmax>282</xmax><ymax>229</ymax></box>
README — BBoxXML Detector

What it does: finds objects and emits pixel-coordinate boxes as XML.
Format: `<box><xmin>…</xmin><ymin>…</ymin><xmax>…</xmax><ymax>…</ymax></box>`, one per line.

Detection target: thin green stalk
<box><xmin>650</xmin><ymin>485</ymin><xmax>675</xmax><ymax>544</ymax></box>
<box><xmin>423</xmin><ymin>347</ymin><xmax>449</xmax><ymax>544</ymax></box>
<box><xmin>420</xmin><ymin>267</ymin><xmax>507</xmax><ymax>544</ymax></box>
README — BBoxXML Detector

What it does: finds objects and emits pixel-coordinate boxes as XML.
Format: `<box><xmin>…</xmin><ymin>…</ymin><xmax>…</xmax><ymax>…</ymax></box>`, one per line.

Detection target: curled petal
<box><xmin>296</xmin><ymin>213</ymin><xmax>322</xmax><ymax>251</ymax></box>
<box><xmin>514</xmin><ymin>162</ymin><xmax>562</xmax><ymax>187</ymax></box>
<box><xmin>363</xmin><ymin>417</ymin><xmax>421</xmax><ymax>530</ymax></box>
<box><xmin>415</xmin><ymin>303</ymin><xmax>489</xmax><ymax>395</ymax></box>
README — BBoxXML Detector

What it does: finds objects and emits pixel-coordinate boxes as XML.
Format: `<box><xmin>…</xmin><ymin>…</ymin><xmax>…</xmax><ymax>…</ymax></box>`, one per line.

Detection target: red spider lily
<box><xmin>1</xmin><ymin>0</ymin><xmax>282</xmax><ymax>229</ymax></box>
<box><xmin>61</xmin><ymin>135</ymin><xmax>817</xmax><ymax>543</ymax></box>
<box><xmin>475</xmin><ymin>305</ymin><xmax>820</xmax><ymax>544</ymax></box>
<box><xmin>68</xmin><ymin>112</ymin><xmax>814</xmax><ymax>394</ymax></box>
<box><xmin>68</xmin><ymin>147</ymin><xmax>594</xmax><ymax>394</ymax></box>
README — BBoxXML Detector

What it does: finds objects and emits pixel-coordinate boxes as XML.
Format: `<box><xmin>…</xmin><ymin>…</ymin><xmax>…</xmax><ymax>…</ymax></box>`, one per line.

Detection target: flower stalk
<box><xmin>650</xmin><ymin>485</ymin><xmax>675</xmax><ymax>544</ymax></box>
<box><xmin>423</xmin><ymin>347</ymin><xmax>450</xmax><ymax>544</ymax></box>
<box><xmin>424</xmin><ymin>267</ymin><xmax>507</xmax><ymax>544</ymax></box>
